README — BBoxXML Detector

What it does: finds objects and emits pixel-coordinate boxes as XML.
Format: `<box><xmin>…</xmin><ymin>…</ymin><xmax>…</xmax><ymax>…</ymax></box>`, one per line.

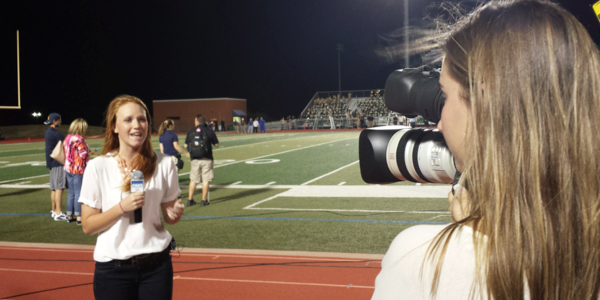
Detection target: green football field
<box><xmin>0</xmin><ymin>131</ymin><xmax>452</xmax><ymax>254</ymax></box>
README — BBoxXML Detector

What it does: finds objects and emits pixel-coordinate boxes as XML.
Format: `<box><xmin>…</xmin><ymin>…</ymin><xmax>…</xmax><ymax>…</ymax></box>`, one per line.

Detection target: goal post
<box><xmin>0</xmin><ymin>30</ymin><xmax>20</xmax><ymax>109</ymax></box>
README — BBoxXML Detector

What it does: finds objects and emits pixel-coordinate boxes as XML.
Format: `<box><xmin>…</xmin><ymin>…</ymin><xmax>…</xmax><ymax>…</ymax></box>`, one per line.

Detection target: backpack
<box><xmin>189</xmin><ymin>127</ymin><xmax>210</xmax><ymax>159</ymax></box>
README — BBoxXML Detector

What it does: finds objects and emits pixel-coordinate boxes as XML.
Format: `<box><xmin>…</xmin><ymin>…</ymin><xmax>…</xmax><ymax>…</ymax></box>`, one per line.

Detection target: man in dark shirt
<box><xmin>44</xmin><ymin>113</ymin><xmax>67</xmax><ymax>221</ymax></box>
<box><xmin>184</xmin><ymin>115</ymin><xmax>219</xmax><ymax>206</ymax></box>
<box><xmin>259</xmin><ymin>117</ymin><xmax>266</xmax><ymax>133</ymax></box>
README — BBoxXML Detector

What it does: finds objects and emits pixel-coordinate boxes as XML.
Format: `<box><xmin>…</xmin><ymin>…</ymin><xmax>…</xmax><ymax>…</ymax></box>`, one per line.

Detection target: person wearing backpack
<box><xmin>184</xmin><ymin>115</ymin><xmax>219</xmax><ymax>207</ymax></box>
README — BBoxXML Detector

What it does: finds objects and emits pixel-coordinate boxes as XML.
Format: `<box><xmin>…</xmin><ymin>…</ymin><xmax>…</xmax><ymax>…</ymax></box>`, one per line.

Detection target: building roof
<box><xmin>153</xmin><ymin>98</ymin><xmax>246</xmax><ymax>102</ymax></box>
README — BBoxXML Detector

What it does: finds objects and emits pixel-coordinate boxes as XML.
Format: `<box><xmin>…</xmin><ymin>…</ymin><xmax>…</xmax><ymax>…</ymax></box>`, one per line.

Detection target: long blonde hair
<box><xmin>102</xmin><ymin>95</ymin><xmax>157</xmax><ymax>191</ymax></box>
<box><xmin>422</xmin><ymin>1</ymin><xmax>600</xmax><ymax>299</ymax></box>
<box><xmin>158</xmin><ymin>119</ymin><xmax>174</xmax><ymax>136</ymax></box>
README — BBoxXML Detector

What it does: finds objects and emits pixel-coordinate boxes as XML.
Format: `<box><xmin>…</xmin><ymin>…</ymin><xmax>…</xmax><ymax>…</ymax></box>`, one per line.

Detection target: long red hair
<box><xmin>102</xmin><ymin>94</ymin><xmax>157</xmax><ymax>191</ymax></box>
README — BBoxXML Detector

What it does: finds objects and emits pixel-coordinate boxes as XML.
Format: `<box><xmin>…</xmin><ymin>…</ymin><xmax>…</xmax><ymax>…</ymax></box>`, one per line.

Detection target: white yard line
<box><xmin>0</xmin><ymin>153</ymin><xmax>45</xmax><ymax>159</ymax></box>
<box><xmin>0</xmin><ymin>174</ymin><xmax>49</xmax><ymax>185</ymax></box>
<box><xmin>337</xmin><ymin>182</ymin><xmax>346</xmax><ymax>186</ymax></box>
<box><xmin>0</xmin><ymin>161</ymin><xmax>46</xmax><ymax>168</ymax></box>
<box><xmin>245</xmin><ymin>207</ymin><xmax>449</xmax><ymax>214</ymax></box>
<box><xmin>0</xmin><ymin>184</ymin><xmax>49</xmax><ymax>189</ymax></box>
<box><xmin>0</xmin><ymin>148</ymin><xmax>44</xmax><ymax>153</ymax></box>
<box><xmin>265</xmin><ymin>181</ymin><xmax>276</xmax><ymax>185</ymax></box>
<box><xmin>301</xmin><ymin>160</ymin><xmax>359</xmax><ymax>186</ymax></box>
<box><xmin>243</xmin><ymin>184</ymin><xmax>450</xmax><ymax>211</ymax></box>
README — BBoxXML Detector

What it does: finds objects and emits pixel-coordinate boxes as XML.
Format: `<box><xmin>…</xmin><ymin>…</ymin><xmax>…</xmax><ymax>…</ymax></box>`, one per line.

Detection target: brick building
<box><xmin>152</xmin><ymin>98</ymin><xmax>247</xmax><ymax>132</ymax></box>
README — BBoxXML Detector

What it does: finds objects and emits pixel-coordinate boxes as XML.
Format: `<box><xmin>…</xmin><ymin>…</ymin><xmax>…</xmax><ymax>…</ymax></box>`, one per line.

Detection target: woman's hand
<box><xmin>120</xmin><ymin>192</ymin><xmax>145</xmax><ymax>213</ymax></box>
<box><xmin>161</xmin><ymin>198</ymin><xmax>185</xmax><ymax>225</ymax></box>
<box><xmin>166</xmin><ymin>200</ymin><xmax>185</xmax><ymax>219</ymax></box>
<box><xmin>448</xmin><ymin>184</ymin><xmax>470</xmax><ymax>222</ymax></box>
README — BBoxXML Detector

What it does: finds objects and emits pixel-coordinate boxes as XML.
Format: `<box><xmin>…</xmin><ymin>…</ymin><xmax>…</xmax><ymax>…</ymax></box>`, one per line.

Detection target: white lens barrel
<box><xmin>385</xmin><ymin>128</ymin><xmax>456</xmax><ymax>184</ymax></box>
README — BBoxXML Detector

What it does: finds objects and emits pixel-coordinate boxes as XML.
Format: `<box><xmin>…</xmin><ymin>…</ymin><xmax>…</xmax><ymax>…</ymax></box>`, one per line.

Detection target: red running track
<box><xmin>0</xmin><ymin>244</ymin><xmax>382</xmax><ymax>299</ymax></box>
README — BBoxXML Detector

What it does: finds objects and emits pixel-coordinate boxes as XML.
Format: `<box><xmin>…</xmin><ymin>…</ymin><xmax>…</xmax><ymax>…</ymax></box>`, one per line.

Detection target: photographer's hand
<box><xmin>448</xmin><ymin>184</ymin><xmax>470</xmax><ymax>222</ymax></box>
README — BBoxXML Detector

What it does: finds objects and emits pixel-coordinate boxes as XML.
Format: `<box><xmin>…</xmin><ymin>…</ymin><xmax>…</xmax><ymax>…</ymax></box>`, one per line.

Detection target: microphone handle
<box><xmin>134</xmin><ymin>208</ymin><xmax>142</xmax><ymax>223</ymax></box>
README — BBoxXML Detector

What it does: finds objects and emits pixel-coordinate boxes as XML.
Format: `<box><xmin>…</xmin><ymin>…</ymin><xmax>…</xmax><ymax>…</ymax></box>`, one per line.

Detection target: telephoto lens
<box><xmin>359</xmin><ymin>126</ymin><xmax>456</xmax><ymax>184</ymax></box>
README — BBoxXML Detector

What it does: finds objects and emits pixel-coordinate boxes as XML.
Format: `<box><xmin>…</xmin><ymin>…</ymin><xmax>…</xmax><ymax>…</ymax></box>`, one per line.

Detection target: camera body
<box><xmin>359</xmin><ymin>68</ymin><xmax>457</xmax><ymax>184</ymax></box>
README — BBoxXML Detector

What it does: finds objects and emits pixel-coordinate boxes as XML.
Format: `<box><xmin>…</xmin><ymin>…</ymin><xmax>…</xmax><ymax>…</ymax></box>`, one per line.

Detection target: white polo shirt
<box><xmin>79</xmin><ymin>153</ymin><xmax>181</xmax><ymax>262</ymax></box>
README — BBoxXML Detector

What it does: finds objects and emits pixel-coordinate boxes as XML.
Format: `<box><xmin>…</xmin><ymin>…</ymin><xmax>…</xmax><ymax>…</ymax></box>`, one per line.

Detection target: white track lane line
<box><xmin>0</xmin><ymin>246</ymin><xmax>380</xmax><ymax>262</ymax></box>
<box><xmin>176</xmin><ymin>276</ymin><xmax>374</xmax><ymax>289</ymax></box>
<box><xmin>0</xmin><ymin>268</ymin><xmax>374</xmax><ymax>289</ymax></box>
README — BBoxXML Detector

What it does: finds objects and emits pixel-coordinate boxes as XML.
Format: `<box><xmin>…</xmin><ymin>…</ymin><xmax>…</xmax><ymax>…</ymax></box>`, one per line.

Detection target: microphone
<box><xmin>131</xmin><ymin>170</ymin><xmax>144</xmax><ymax>223</ymax></box>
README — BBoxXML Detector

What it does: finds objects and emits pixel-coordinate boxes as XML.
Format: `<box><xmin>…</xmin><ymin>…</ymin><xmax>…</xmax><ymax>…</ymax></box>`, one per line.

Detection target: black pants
<box><xmin>93</xmin><ymin>249</ymin><xmax>173</xmax><ymax>300</ymax></box>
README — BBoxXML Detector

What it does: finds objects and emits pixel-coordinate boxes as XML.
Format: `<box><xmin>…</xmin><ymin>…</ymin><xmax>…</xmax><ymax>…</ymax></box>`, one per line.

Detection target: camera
<box><xmin>359</xmin><ymin>68</ymin><xmax>458</xmax><ymax>184</ymax></box>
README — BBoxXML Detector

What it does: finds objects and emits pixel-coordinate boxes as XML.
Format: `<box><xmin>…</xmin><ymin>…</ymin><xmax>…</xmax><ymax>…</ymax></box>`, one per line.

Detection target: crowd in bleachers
<box><xmin>355</xmin><ymin>90</ymin><xmax>391</xmax><ymax>117</ymax></box>
<box><xmin>301</xmin><ymin>90</ymin><xmax>391</xmax><ymax>120</ymax></box>
<box><xmin>303</xmin><ymin>94</ymin><xmax>348</xmax><ymax>119</ymax></box>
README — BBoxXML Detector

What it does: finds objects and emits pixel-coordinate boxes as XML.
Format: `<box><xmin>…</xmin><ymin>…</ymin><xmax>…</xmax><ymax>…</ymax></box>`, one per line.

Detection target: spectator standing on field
<box><xmin>259</xmin><ymin>117</ymin><xmax>266</xmax><ymax>133</ymax></box>
<box><xmin>280</xmin><ymin>118</ymin><xmax>285</xmax><ymax>130</ymax></box>
<box><xmin>233</xmin><ymin>120</ymin><xmax>239</xmax><ymax>134</ymax></box>
<box><xmin>158</xmin><ymin>119</ymin><xmax>189</xmax><ymax>174</ymax></box>
<box><xmin>44</xmin><ymin>112</ymin><xmax>67</xmax><ymax>221</ymax></box>
<box><xmin>253</xmin><ymin>118</ymin><xmax>259</xmax><ymax>133</ymax></box>
<box><xmin>185</xmin><ymin>115</ymin><xmax>219</xmax><ymax>207</ymax></box>
<box><xmin>409</xmin><ymin>117</ymin><xmax>416</xmax><ymax>128</ymax></box>
<box><xmin>220</xmin><ymin>120</ymin><xmax>225</xmax><ymax>132</ymax></box>
<box><xmin>63</xmin><ymin>118</ymin><xmax>92</xmax><ymax>224</ymax></box>
<box><xmin>247</xmin><ymin>118</ymin><xmax>253</xmax><ymax>134</ymax></box>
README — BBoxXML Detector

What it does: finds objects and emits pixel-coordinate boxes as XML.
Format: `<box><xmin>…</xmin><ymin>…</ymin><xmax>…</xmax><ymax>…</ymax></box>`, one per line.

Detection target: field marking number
<box><xmin>245</xmin><ymin>159</ymin><xmax>280</xmax><ymax>164</ymax></box>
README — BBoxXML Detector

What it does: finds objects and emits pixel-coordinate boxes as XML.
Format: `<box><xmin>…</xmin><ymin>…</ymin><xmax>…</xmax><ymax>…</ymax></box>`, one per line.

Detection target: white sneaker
<box><xmin>54</xmin><ymin>213</ymin><xmax>67</xmax><ymax>221</ymax></box>
<box><xmin>51</xmin><ymin>210</ymin><xmax>56</xmax><ymax>218</ymax></box>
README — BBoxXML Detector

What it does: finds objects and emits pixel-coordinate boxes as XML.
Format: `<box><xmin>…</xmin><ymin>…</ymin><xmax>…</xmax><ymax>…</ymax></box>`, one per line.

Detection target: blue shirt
<box><xmin>45</xmin><ymin>127</ymin><xmax>64</xmax><ymax>169</ymax></box>
<box><xmin>259</xmin><ymin>119</ymin><xmax>266</xmax><ymax>128</ymax></box>
<box><xmin>159</xmin><ymin>130</ymin><xmax>179</xmax><ymax>156</ymax></box>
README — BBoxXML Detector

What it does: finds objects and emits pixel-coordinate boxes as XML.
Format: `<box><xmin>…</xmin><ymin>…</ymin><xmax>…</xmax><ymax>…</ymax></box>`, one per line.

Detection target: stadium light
<box><xmin>32</xmin><ymin>112</ymin><xmax>41</xmax><ymax>118</ymax></box>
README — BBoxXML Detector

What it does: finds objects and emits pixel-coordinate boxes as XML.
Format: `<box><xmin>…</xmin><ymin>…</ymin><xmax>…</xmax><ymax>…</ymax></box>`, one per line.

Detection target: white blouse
<box><xmin>79</xmin><ymin>153</ymin><xmax>181</xmax><ymax>262</ymax></box>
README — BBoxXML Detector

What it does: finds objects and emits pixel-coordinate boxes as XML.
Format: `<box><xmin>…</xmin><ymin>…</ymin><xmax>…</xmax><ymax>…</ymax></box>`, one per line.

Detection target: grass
<box><xmin>0</xmin><ymin>131</ymin><xmax>453</xmax><ymax>254</ymax></box>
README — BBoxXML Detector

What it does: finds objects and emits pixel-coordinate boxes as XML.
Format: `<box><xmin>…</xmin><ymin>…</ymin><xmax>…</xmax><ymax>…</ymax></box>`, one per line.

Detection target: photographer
<box><xmin>372</xmin><ymin>1</ymin><xmax>600</xmax><ymax>299</ymax></box>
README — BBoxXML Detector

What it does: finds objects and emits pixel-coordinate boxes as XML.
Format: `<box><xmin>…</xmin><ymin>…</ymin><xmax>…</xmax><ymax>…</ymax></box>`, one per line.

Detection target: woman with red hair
<box><xmin>80</xmin><ymin>95</ymin><xmax>184</xmax><ymax>300</ymax></box>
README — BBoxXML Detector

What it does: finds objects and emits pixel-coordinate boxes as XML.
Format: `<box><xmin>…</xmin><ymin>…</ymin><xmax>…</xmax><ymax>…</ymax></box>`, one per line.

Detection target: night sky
<box><xmin>1</xmin><ymin>0</ymin><xmax>598</xmax><ymax>127</ymax></box>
